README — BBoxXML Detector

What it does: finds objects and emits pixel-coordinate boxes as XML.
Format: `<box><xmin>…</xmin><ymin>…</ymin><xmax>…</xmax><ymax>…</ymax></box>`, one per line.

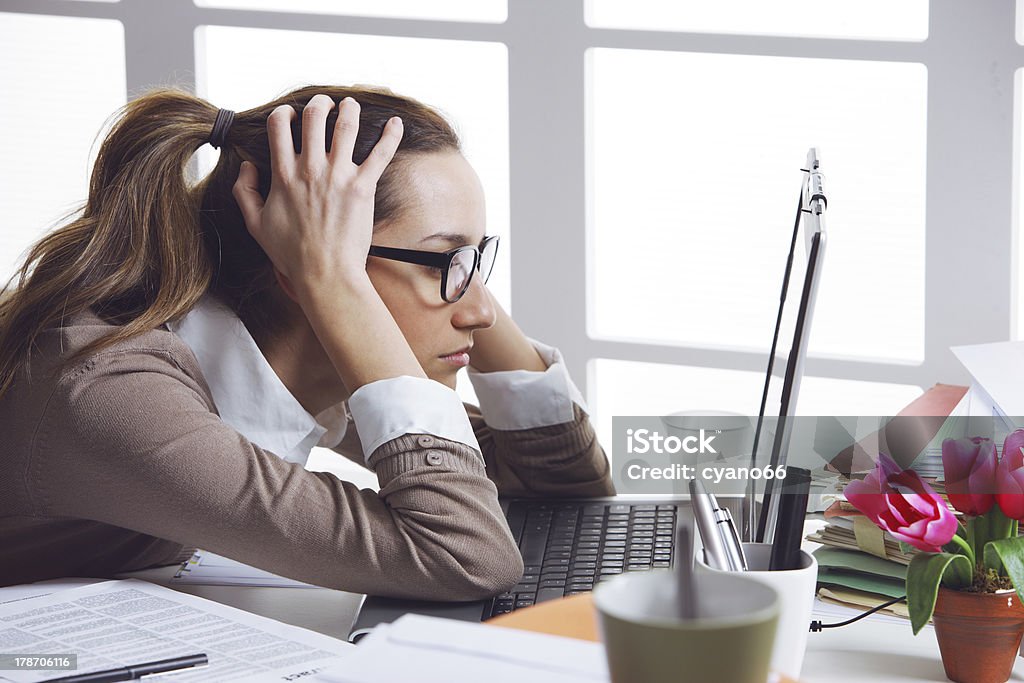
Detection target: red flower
<box><xmin>845</xmin><ymin>453</ymin><xmax>958</xmax><ymax>553</ymax></box>
<box><xmin>941</xmin><ymin>437</ymin><xmax>996</xmax><ymax>516</ymax></box>
<box><xmin>996</xmin><ymin>429</ymin><xmax>1024</xmax><ymax>520</ymax></box>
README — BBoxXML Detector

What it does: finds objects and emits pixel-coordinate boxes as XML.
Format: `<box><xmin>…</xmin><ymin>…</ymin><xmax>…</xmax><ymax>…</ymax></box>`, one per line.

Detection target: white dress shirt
<box><xmin>168</xmin><ymin>297</ymin><xmax>587</xmax><ymax>465</ymax></box>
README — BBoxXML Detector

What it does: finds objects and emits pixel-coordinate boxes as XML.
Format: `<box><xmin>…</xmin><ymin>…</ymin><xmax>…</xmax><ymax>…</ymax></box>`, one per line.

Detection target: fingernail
<box><xmin>390</xmin><ymin>116</ymin><xmax>403</xmax><ymax>126</ymax></box>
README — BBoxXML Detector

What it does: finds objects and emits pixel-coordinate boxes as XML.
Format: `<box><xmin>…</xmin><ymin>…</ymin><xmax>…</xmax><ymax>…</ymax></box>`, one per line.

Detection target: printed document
<box><xmin>0</xmin><ymin>579</ymin><xmax>353</xmax><ymax>682</ymax></box>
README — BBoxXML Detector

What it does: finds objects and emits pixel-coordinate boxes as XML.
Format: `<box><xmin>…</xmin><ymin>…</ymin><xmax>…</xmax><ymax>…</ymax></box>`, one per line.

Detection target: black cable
<box><xmin>809</xmin><ymin>595</ymin><xmax>907</xmax><ymax>632</ymax></box>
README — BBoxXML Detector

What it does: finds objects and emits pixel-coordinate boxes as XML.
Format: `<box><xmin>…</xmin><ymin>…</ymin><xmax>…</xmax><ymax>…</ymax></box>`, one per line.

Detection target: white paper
<box><xmin>0</xmin><ymin>579</ymin><xmax>353</xmax><ymax>682</ymax></box>
<box><xmin>0</xmin><ymin>579</ymin><xmax>104</xmax><ymax>606</ymax></box>
<box><xmin>320</xmin><ymin>614</ymin><xmax>609</xmax><ymax>683</ymax></box>
<box><xmin>952</xmin><ymin>341</ymin><xmax>1024</xmax><ymax>418</ymax></box>
<box><xmin>171</xmin><ymin>551</ymin><xmax>314</xmax><ymax>588</ymax></box>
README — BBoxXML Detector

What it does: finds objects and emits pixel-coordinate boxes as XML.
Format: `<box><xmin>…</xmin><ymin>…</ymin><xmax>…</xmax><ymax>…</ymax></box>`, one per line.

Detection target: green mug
<box><xmin>593</xmin><ymin>569</ymin><xmax>779</xmax><ymax>683</ymax></box>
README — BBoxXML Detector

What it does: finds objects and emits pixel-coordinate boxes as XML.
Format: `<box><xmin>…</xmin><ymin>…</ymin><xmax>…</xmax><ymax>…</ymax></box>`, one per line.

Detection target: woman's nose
<box><xmin>451</xmin><ymin>274</ymin><xmax>496</xmax><ymax>331</ymax></box>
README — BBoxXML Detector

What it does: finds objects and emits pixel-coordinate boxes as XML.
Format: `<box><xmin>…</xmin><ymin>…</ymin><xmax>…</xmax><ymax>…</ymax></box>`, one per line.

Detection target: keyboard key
<box><xmin>583</xmin><ymin>505</ymin><xmax>606</xmax><ymax>516</ymax></box>
<box><xmin>577</xmin><ymin>541</ymin><xmax>601</xmax><ymax>550</ymax></box>
<box><xmin>515</xmin><ymin>598</ymin><xmax>535</xmax><ymax>608</ymax></box>
<box><xmin>600</xmin><ymin>567</ymin><xmax>624</xmax><ymax>575</ymax></box>
<box><xmin>536</xmin><ymin>587</ymin><xmax>566</xmax><ymax>603</ymax></box>
<box><xmin>601</xmin><ymin>553</ymin><xmax>625</xmax><ymax>561</ymax></box>
<box><xmin>634</xmin><ymin>504</ymin><xmax>657</xmax><ymax>511</ymax></box>
<box><xmin>604</xmin><ymin>540</ymin><xmax>626</xmax><ymax>548</ymax></box>
<box><xmin>544</xmin><ymin>558</ymin><xmax>571</xmax><ymax>567</ymax></box>
<box><xmin>657</xmin><ymin>504</ymin><xmax>676</xmax><ymax>510</ymax></box>
<box><xmin>571</xmin><ymin>561</ymin><xmax>597</xmax><ymax>570</ymax></box>
<box><xmin>609</xmin><ymin>504</ymin><xmax>631</xmax><ymax>514</ymax></box>
<box><xmin>541</xmin><ymin>578</ymin><xmax>568</xmax><ymax>588</ymax></box>
<box><xmin>568</xmin><ymin>583</ymin><xmax>594</xmax><ymax>592</ymax></box>
<box><xmin>607</xmin><ymin>514</ymin><xmax>630</xmax><ymax>522</ymax></box>
<box><xmin>633</xmin><ymin>511</ymin><xmax>657</xmax><ymax>518</ymax></box>
<box><xmin>570</xmin><ymin>568</ymin><xmax>596</xmax><ymax>578</ymax></box>
<box><xmin>653</xmin><ymin>561</ymin><xmax>671</xmax><ymax>568</ymax></box>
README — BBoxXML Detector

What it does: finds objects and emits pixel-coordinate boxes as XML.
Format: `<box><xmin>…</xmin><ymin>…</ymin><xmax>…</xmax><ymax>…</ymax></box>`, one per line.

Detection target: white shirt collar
<box><xmin>167</xmin><ymin>296</ymin><xmax>347</xmax><ymax>466</ymax></box>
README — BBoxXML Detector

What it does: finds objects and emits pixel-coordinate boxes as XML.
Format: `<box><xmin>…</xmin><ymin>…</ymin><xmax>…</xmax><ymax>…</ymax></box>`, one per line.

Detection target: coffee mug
<box><xmin>696</xmin><ymin>542</ymin><xmax>817</xmax><ymax>680</ymax></box>
<box><xmin>593</xmin><ymin>569</ymin><xmax>779</xmax><ymax>683</ymax></box>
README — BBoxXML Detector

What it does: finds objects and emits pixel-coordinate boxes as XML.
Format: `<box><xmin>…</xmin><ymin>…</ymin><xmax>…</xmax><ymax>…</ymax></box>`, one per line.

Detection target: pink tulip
<box><xmin>942</xmin><ymin>437</ymin><xmax>996</xmax><ymax>516</ymax></box>
<box><xmin>845</xmin><ymin>453</ymin><xmax>958</xmax><ymax>553</ymax></box>
<box><xmin>996</xmin><ymin>429</ymin><xmax>1024</xmax><ymax>520</ymax></box>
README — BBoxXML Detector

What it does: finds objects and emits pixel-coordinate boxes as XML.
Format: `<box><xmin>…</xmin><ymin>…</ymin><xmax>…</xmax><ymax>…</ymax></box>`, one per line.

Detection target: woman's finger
<box><xmin>267</xmin><ymin>105</ymin><xmax>298</xmax><ymax>179</ymax></box>
<box><xmin>329</xmin><ymin>97</ymin><xmax>359</xmax><ymax>165</ymax></box>
<box><xmin>232</xmin><ymin>161</ymin><xmax>265</xmax><ymax>236</ymax></box>
<box><xmin>300</xmin><ymin>94</ymin><xmax>334</xmax><ymax>171</ymax></box>
<box><xmin>358</xmin><ymin>116</ymin><xmax>403</xmax><ymax>182</ymax></box>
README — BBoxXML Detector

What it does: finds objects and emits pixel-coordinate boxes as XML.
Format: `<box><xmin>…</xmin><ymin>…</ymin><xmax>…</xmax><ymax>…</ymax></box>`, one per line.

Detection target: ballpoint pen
<box><xmin>689</xmin><ymin>479</ymin><xmax>730</xmax><ymax>570</ymax></box>
<box><xmin>716</xmin><ymin>505</ymin><xmax>749</xmax><ymax>571</ymax></box>
<box><xmin>42</xmin><ymin>654</ymin><xmax>209</xmax><ymax>683</ymax></box>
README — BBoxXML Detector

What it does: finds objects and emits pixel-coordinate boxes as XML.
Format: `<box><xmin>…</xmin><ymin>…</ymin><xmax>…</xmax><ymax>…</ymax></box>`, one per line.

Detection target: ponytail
<box><xmin>0</xmin><ymin>90</ymin><xmax>217</xmax><ymax>397</ymax></box>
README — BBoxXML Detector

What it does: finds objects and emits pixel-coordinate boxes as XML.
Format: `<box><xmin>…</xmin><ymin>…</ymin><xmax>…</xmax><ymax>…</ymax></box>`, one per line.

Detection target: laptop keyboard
<box><xmin>484</xmin><ymin>501</ymin><xmax>679</xmax><ymax>618</ymax></box>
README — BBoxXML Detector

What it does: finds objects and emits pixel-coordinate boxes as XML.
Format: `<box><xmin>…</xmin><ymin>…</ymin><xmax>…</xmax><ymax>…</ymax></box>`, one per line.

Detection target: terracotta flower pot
<box><xmin>932</xmin><ymin>587</ymin><xmax>1024</xmax><ymax>683</ymax></box>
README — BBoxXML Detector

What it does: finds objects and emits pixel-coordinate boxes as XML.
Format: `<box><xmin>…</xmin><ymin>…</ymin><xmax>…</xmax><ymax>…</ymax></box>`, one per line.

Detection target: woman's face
<box><xmin>366</xmin><ymin>151</ymin><xmax>496</xmax><ymax>388</ymax></box>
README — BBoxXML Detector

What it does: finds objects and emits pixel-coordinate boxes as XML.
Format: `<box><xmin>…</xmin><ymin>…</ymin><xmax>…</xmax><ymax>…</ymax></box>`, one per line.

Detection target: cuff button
<box><xmin>425</xmin><ymin>452</ymin><xmax>444</xmax><ymax>466</ymax></box>
<box><xmin>416</xmin><ymin>435</ymin><xmax>434</xmax><ymax>447</ymax></box>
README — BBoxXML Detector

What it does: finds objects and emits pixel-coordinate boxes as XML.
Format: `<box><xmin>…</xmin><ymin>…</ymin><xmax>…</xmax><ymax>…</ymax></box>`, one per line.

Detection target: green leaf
<box><xmin>984</xmin><ymin>537</ymin><xmax>1024</xmax><ymax>602</ymax></box>
<box><xmin>907</xmin><ymin>552</ymin><xmax>973</xmax><ymax>635</ymax></box>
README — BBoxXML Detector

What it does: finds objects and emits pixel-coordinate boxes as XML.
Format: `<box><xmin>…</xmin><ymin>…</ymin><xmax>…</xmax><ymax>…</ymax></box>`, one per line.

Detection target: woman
<box><xmin>0</xmin><ymin>86</ymin><xmax>613</xmax><ymax>598</ymax></box>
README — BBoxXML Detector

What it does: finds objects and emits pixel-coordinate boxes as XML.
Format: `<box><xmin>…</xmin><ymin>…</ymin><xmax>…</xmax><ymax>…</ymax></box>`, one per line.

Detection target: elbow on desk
<box><xmin>412</xmin><ymin>533</ymin><xmax>524</xmax><ymax>602</ymax></box>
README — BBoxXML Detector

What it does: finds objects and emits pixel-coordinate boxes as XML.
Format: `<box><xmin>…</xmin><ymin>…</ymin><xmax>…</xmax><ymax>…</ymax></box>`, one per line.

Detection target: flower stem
<box><xmin>949</xmin><ymin>533</ymin><xmax>976</xmax><ymax>567</ymax></box>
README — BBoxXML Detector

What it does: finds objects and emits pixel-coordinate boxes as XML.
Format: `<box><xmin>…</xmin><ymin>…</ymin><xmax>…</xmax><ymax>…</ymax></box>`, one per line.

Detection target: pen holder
<box><xmin>695</xmin><ymin>542</ymin><xmax>816</xmax><ymax>680</ymax></box>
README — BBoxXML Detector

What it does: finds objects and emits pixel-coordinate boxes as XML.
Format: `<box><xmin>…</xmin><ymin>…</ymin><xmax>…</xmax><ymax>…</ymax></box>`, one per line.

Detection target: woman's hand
<box><xmin>233</xmin><ymin>94</ymin><xmax>403</xmax><ymax>299</ymax></box>
<box><xmin>230</xmin><ymin>94</ymin><xmax>426</xmax><ymax>390</ymax></box>
<box><xmin>468</xmin><ymin>291</ymin><xmax>547</xmax><ymax>374</ymax></box>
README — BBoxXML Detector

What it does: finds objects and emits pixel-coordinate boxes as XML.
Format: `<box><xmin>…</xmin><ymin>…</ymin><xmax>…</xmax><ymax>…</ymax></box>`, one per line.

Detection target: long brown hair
<box><xmin>0</xmin><ymin>85</ymin><xmax>460</xmax><ymax>398</ymax></box>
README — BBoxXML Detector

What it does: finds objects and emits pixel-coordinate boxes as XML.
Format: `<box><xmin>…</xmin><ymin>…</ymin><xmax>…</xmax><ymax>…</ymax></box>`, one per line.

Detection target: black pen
<box><xmin>42</xmin><ymin>654</ymin><xmax>208</xmax><ymax>683</ymax></box>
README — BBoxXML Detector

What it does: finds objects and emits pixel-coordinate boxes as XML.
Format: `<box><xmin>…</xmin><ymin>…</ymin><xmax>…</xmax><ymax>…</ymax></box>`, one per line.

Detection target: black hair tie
<box><xmin>209</xmin><ymin>108</ymin><xmax>235</xmax><ymax>149</ymax></box>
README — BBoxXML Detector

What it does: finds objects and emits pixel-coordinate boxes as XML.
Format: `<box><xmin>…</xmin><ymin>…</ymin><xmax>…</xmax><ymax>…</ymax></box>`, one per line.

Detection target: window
<box><xmin>0</xmin><ymin>12</ymin><xmax>125</xmax><ymax>283</ymax></box>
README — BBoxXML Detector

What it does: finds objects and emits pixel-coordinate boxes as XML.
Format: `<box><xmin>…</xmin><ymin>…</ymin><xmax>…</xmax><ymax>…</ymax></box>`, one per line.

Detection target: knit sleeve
<box><xmin>467</xmin><ymin>402</ymin><xmax>616</xmax><ymax>498</ymax></box>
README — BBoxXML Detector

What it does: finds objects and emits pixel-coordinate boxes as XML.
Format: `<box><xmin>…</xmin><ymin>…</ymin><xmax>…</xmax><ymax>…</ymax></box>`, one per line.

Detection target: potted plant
<box><xmin>844</xmin><ymin>430</ymin><xmax>1024</xmax><ymax>683</ymax></box>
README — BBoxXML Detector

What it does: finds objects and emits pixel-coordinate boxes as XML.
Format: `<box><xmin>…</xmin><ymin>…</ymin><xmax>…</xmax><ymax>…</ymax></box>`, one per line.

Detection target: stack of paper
<box><xmin>319</xmin><ymin>614</ymin><xmax>609</xmax><ymax>683</ymax></box>
<box><xmin>172</xmin><ymin>550</ymin><xmax>314</xmax><ymax>588</ymax></box>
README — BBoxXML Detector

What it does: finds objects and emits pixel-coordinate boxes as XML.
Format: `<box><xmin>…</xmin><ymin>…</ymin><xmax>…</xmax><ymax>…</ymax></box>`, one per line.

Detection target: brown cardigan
<box><xmin>0</xmin><ymin>311</ymin><xmax>613</xmax><ymax>599</ymax></box>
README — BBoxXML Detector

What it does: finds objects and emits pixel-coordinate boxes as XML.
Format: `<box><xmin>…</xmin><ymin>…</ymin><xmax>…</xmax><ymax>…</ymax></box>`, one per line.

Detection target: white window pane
<box><xmin>0</xmin><ymin>13</ymin><xmax>126</xmax><ymax>283</ymax></box>
<box><xmin>1018</xmin><ymin>68</ymin><xmax>1024</xmax><ymax>338</ymax></box>
<box><xmin>588</xmin><ymin>49</ymin><xmax>927</xmax><ymax>362</ymax></box>
<box><xmin>586</xmin><ymin>0</ymin><xmax>927</xmax><ymax>41</ymax></box>
<box><xmin>590</xmin><ymin>358</ymin><xmax>922</xmax><ymax>459</ymax></box>
<box><xmin>196</xmin><ymin>0</ymin><xmax>506</xmax><ymax>23</ymax></box>
<box><xmin>197</xmin><ymin>26</ymin><xmax>511</xmax><ymax>311</ymax></box>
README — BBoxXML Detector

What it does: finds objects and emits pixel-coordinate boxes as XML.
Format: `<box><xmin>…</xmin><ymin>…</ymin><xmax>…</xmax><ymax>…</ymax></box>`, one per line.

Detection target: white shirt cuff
<box><xmin>348</xmin><ymin>376</ymin><xmax>480</xmax><ymax>462</ymax></box>
<box><xmin>467</xmin><ymin>339</ymin><xmax>588</xmax><ymax>431</ymax></box>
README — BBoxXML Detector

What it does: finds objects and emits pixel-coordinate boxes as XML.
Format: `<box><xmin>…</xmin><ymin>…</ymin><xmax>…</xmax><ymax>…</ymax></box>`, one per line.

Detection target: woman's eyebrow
<box><xmin>419</xmin><ymin>232</ymin><xmax>474</xmax><ymax>247</ymax></box>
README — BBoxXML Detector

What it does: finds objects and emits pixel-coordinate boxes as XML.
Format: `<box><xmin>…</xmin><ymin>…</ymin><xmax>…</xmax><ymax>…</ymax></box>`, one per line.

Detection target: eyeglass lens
<box><xmin>445</xmin><ymin>238</ymin><xmax>498</xmax><ymax>302</ymax></box>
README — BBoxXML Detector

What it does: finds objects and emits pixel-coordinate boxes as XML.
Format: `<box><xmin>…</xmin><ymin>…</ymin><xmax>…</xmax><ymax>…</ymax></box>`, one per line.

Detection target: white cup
<box><xmin>696</xmin><ymin>542</ymin><xmax>817</xmax><ymax>680</ymax></box>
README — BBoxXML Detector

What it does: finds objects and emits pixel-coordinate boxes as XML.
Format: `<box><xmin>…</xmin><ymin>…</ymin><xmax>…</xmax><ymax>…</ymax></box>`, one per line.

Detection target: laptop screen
<box><xmin>745</xmin><ymin>148</ymin><xmax>827</xmax><ymax>543</ymax></box>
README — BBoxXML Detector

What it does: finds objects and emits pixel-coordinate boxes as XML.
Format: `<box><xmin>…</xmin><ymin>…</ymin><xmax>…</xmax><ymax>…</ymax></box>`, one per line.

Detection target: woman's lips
<box><xmin>439</xmin><ymin>349</ymin><xmax>471</xmax><ymax>367</ymax></box>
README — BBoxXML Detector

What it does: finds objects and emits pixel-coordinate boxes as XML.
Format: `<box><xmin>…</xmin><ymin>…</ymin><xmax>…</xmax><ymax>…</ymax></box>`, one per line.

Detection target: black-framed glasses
<box><xmin>368</xmin><ymin>235</ymin><xmax>499</xmax><ymax>303</ymax></box>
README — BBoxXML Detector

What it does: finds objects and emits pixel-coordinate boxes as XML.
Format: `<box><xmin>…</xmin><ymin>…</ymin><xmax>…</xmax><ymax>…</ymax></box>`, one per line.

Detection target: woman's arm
<box><xmin>462</xmin><ymin>293</ymin><xmax>615</xmax><ymax>497</ymax></box>
<box><xmin>36</xmin><ymin>344</ymin><xmax>522</xmax><ymax>600</ymax></box>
